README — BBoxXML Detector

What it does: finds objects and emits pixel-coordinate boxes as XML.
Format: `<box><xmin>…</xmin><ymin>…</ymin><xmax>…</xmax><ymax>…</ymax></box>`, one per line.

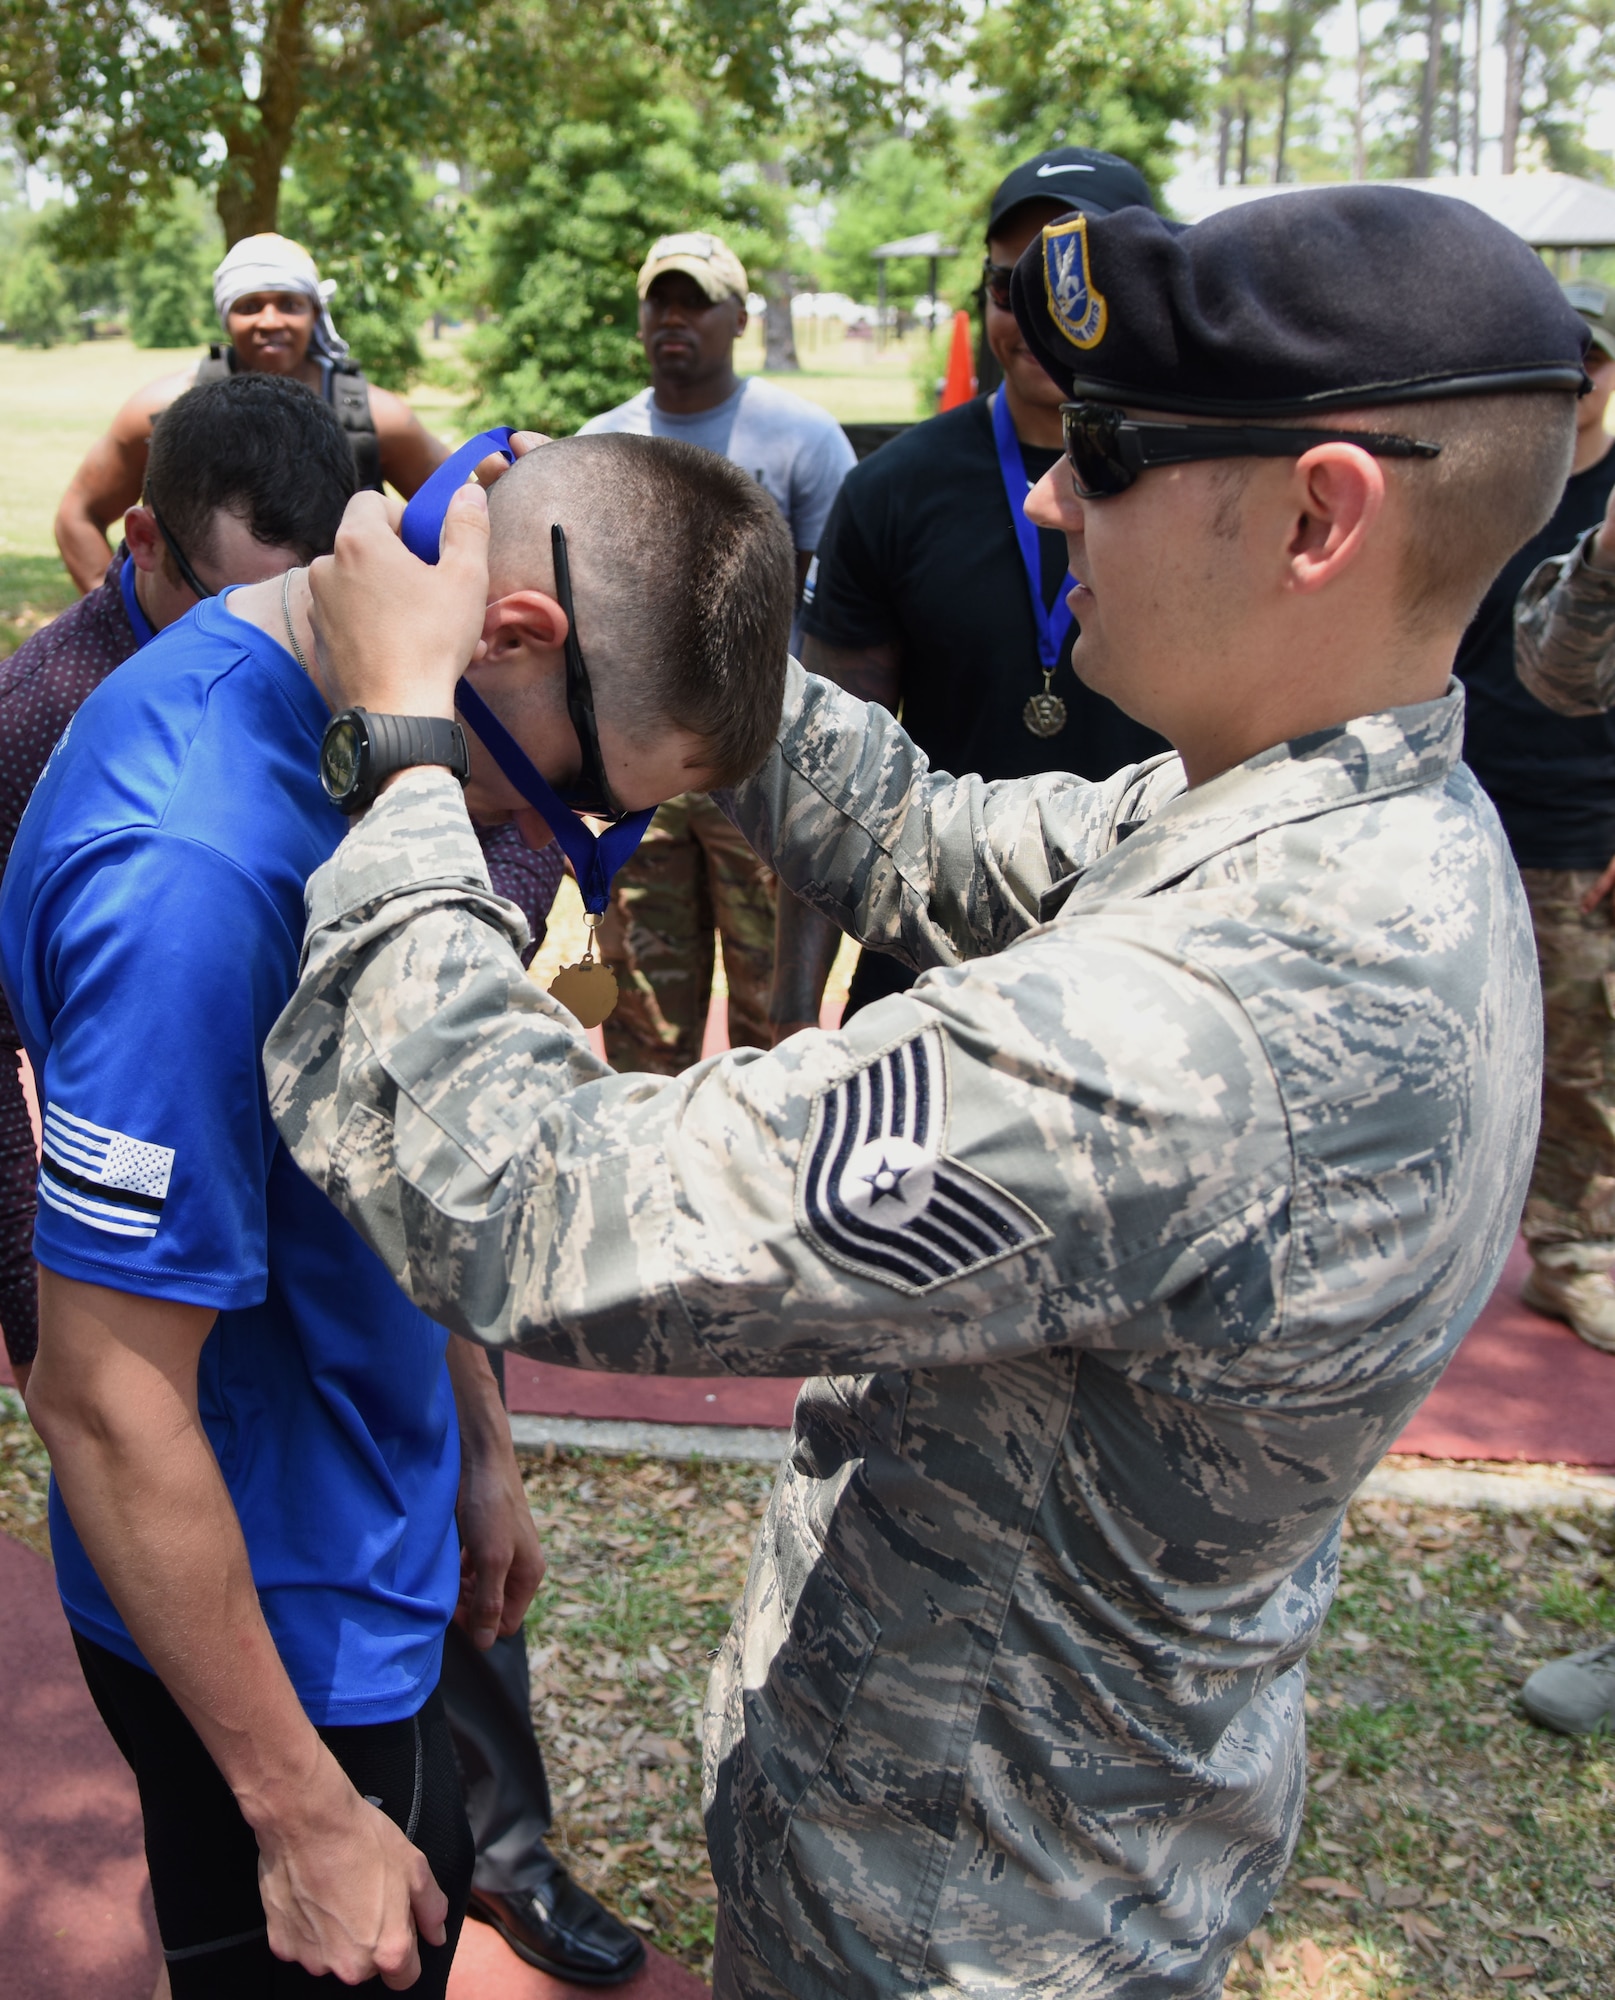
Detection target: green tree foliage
<box><xmin>2</xmin><ymin>241</ymin><xmax>69</xmax><ymax>344</ymax></box>
<box><xmin>821</xmin><ymin>137</ymin><xmax>953</xmax><ymax>306</ymax></box>
<box><xmin>469</xmin><ymin>78</ymin><xmax>776</xmax><ymax>433</ymax></box>
<box><xmin>119</xmin><ymin>197</ymin><xmax>217</xmax><ymax>348</ymax></box>
<box><xmin>968</xmin><ymin>0</ymin><xmax>1208</xmax><ymax>192</ymax></box>
<box><xmin>0</xmin><ymin>0</ymin><xmax>500</xmax><ymax>257</ymax></box>
<box><xmin>281</xmin><ymin>150</ymin><xmax>464</xmax><ymax>389</ymax></box>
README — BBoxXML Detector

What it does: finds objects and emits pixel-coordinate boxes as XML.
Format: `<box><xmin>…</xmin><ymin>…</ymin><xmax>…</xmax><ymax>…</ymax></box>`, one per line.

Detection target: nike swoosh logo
<box><xmin>1037</xmin><ymin>163</ymin><xmax>1095</xmax><ymax>176</ymax></box>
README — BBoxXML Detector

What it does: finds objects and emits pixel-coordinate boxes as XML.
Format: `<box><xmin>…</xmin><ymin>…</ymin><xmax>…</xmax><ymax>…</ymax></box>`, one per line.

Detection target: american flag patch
<box><xmin>797</xmin><ymin>1031</ymin><xmax>1047</xmax><ymax>1294</ymax></box>
<box><xmin>39</xmin><ymin>1103</ymin><xmax>174</xmax><ymax>1241</ymax></box>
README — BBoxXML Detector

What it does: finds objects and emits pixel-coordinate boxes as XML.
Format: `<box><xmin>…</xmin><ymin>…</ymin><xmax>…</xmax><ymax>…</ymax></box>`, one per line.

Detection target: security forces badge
<box><xmin>1043</xmin><ymin>212</ymin><xmax>1107</xmax><ymax>350</ymax></box>
<box><xmin>797</xmin><ymin>1029</ymin><xmax>1047</xmax><ymax>1295</ymax></box>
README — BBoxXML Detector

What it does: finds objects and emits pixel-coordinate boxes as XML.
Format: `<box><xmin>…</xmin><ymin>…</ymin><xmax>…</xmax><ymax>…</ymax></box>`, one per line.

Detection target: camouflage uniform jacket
<box><xmin>1515</xmin><ymin>526</ymin><xmax>1615</xmax><ymax>716</ymax></box>
<box><xmin>266</xmin><ymin>663</ymin><xmax>1541</xmax><ymax>2000</ymax></box>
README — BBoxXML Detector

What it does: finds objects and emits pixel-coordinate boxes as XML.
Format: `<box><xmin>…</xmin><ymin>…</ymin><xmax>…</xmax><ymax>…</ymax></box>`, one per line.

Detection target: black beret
<box><xmin>1010</xmin><ymin>184</ymin><xmax>1591</xmax><ymax>418</ymax></box>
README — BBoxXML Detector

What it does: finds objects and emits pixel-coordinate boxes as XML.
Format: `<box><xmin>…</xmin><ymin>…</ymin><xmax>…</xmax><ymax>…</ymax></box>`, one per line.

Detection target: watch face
<box><xmin>322</xmin><ymin>717</ymin><xmax>363</xmax><ymax>802</ymax></box>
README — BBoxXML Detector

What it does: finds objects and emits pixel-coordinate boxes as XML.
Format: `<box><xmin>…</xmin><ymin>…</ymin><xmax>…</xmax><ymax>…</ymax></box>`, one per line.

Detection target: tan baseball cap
<box><xmin>1564</xmin><ymin>279</ymin><xmax>1615</xmax><ymax>362</ymax></box>
<box><xmin>636</xmin><ymin>231</ymin><xmax>748</xmax><ymax>304</ymax></box>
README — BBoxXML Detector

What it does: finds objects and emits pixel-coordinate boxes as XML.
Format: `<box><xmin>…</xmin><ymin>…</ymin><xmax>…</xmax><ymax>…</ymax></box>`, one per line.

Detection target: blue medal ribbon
<box><xmin>990</xmin><ymin>388</ymin><xmax>1075</xmax><ymax>673</ymax></box>
<box><xmin>452</xmin><ymin>679</ymin><xmax>654</xmax><ymax>916</ymax></box>
<box><xmin>400</xmin><ymin>428</ymin><xmax>655</xmax><ymax>915</ymax></box>
<box><xmin>118</xmin><ymin>553</ymin><xmax>157</xmax><ymax>648</ymax></box>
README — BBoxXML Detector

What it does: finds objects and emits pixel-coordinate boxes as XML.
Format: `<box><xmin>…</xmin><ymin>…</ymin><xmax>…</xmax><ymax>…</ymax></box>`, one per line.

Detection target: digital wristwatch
<box><xmin>319</xmin><ymin>708</ymin><xmax>471</xmax><ymax>816</ymax></box>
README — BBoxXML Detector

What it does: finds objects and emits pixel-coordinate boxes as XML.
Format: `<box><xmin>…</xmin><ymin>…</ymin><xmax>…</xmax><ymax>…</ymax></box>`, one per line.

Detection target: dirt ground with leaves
<box><xmin>2</xmin><ymin>1392</ymin><xmax>1611</xmax><ymax>1992</ymax></box>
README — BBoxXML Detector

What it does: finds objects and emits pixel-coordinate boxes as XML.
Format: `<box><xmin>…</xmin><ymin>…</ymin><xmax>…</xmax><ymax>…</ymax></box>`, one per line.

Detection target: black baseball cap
<box><xmin>986</xmin><ymin>147</ymin><xmax>1153</xmax><ymax>241</ymax></box>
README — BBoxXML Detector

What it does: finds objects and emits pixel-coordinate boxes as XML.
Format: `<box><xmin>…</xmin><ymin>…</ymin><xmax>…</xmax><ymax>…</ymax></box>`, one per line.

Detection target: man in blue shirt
<box><xmin>4</xmin><ymin>421</ymin><xmax>794</xmax><ymax>1992</ymax></box>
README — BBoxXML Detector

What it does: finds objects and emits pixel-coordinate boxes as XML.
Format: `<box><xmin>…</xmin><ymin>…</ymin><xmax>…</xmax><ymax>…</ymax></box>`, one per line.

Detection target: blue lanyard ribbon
<box><xmin>118</xmin><ymin>553</ymin><xmax>157</xmax><ymax>648</ymax></box>
<box><xmin>401</xmin><ymin>428</ymin><xmax>655</xmax><ymax>915</ymax></box>
<box><xmin>453</xmin><ymin>678</ymin><xmax>654</xmax><ymax>915</ymax></box>
<box><xmin>990</xmin><ymin>389</ymin><xmax>1075</xmax><ymax>673</ymax></box>
<box><xmin>401</xmin><ymin>426</ymin><xmax>515</xmax><ymax>561</ymax></box>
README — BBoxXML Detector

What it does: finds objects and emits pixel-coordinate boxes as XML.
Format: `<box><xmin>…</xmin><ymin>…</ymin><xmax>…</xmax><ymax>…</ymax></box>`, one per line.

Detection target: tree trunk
<box><xmin>1273</xmin><ymin>47</ymin><xmax>1295</xmax><ymax>183</ymax></box>
<box><xmin>1353</xmin><ymin>0</ymin><xmax>1368</xmax><ymax>180</ymax></box>
<box><xmin>1217</xmin><ymin>29</ymin><xmax>1233</xmax><ymax>184</ymax></box>
<box><xmin>1415</xmin><ymin>0</ymin><xmax>1442</xmax><ymax>176</ymax></box>
<box><xmin>1501</xmin><ymin>0</ymin><xmax>1524</xmax><ymax>173</ymax></box>
<box><xmin>1236</xmin><ymin>0</ymin><xmax>1258</xmax><ymax>183</ymax></box>
<box><xmin>1450</xmin><ymin>0</ymin><xmax>1465</xmax><ymax>172</ymax></box>
<box><xmin>212</xmin><ymin>0</ymin><xmax>308</xmax><ymax>244</ymax></box>
<box><xmin>758</xmin><ymin>157</ymin><xmax>799</xmax><ymax>373</ymax></box>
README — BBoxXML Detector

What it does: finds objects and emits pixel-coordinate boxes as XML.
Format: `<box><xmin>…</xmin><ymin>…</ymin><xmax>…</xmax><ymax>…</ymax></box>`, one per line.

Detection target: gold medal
<box><xmin>1023</xmin><ymin>670</ymin><xmax>1067</xmax><ymax>739</ymax></box>
<box><xmin>548</xmin><ymin>914</ymin><xmax>619</xmax><ymax>1029</ymax></box>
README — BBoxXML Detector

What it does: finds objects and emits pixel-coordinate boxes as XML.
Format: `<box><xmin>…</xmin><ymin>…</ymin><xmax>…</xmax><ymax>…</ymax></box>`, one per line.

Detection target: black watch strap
<box><xmin>321</xmin><ymin>708</ymin><xmax>471</xmax><ymax>816</ymax></box>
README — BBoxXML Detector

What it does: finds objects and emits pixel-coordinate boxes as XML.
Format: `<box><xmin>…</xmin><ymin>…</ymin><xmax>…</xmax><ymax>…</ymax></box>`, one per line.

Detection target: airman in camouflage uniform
<box><xmin>1516</xmin><ymin>480</ymin><xmax>1615</xmax><ymax>714</ymax></box>
<box><xmin>599</xmin><ymin>791</ymin><xmax>777</xmax><ymax>1070</ymax></box>
<box><xmin>1461</xmin><ymin>278</ymin><xmax>1615</xmax><ymax>1351</ymax></box>
<box><xmin>264</xmin><ymin>189</ymin><xmax>1591</xmax><ymax>1997</ymax></box>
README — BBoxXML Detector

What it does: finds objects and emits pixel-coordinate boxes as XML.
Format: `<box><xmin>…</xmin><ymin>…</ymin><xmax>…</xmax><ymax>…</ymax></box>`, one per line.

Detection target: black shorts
<box><xmin>74</xmin><ymin>1631</ymin><xmax>475</xmax><ymax>1997</ymax></box>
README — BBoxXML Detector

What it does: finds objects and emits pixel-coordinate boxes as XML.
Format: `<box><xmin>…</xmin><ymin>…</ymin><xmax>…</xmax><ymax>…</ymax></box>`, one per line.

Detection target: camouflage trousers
<box><xmin>599</xmin><ymin>793</ymin><xmax>777</xmax><ymax>1076</ymax></box>
<box><xmin>1520</xmin><ymin>868</ymin><xmax>1615</xmax><ymax>1273</ymax></box>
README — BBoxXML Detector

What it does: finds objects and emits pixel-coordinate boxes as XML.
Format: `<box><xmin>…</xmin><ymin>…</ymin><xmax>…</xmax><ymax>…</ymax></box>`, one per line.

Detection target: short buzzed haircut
<box><xmin>486</xmin><ymin>435</ymin><xmax>796</xmax><ymax>787</ymax></box>
<box><xmin>146</xmin><ymin>374</ymin><xmax>358</xmax><ymax>574</ymax></box>
<box><xmin>1322</xmin><ymin>391</ymin><xmax>1578</xmax><ymax>635</ymax></box>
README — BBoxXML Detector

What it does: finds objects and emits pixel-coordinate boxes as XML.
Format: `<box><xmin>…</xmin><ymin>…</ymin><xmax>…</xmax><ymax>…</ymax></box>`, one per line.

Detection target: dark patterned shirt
<box><xmin>0</xmin><ymin>561</ymin><xmax>564</xmax><ymax>1365</ymax></box>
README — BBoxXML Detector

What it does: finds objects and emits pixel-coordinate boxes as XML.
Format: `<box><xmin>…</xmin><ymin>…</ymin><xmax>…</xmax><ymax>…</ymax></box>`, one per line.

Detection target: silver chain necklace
<box><xmin>281</xmin><ymin>568</ymin><xmax>310</xmax><ymax>677</ymax></box>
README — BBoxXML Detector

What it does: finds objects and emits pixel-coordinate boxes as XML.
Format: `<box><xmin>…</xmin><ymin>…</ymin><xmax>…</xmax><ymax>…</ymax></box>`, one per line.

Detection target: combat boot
<box><xmin>1521</xmin><ymin>1639</ymin><xmax>1615</xmax><ymax>1734</ymax></box>
<box><xmin>1519</xmin><ymin>1265</ymin><xmax>1615</xmax><ymax>1353</ymax></box>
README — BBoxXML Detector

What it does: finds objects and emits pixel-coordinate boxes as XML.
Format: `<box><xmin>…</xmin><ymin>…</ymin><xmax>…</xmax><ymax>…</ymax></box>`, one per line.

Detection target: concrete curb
<box><xmin>510</xmin><ymin>1414</ymin><xmax>1615</xmax><ymax>1511</ymax></box>
<box><xmin>509</xmin><ymin>1413</ymin><xmax>789</xmax><ymax>1464</ymax></box>
<box><xmin>1361</xmin><ymin>1459</ymin><xmax>1615</xmax><ymax>1513</ymax></box>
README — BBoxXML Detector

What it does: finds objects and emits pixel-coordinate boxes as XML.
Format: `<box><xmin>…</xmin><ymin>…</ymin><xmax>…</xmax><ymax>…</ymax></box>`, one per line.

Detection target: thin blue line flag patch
<box><xmin>40</xmin><ymin>1102</ymin><xmax>173</xmax><ymax>1241</ymax></box>
<box><xmin>798</xmin><ymin>1031</ymin><xmax>1047</xmax><ymax>1294</ymax></box>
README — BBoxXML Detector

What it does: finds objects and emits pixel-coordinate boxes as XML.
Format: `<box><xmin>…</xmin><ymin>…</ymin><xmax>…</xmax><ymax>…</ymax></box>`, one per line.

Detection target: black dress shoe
<box><xmin>467</xmin><ymin>1864</ymin><xmax>648</xmax><ymax>1986</ymax></box>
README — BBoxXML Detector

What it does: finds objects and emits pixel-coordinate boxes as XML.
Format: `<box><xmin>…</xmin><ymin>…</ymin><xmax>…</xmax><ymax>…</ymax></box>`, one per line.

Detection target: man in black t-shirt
<box><xmin>769</xmin><ymin>148</ymin><xmax>1168</xmax><ymax>1037</ymax></box>
<box><xmin>1457</xmin><ymin>280</ymin><xmax>1615</xmax><ymax>1352</ymax></box>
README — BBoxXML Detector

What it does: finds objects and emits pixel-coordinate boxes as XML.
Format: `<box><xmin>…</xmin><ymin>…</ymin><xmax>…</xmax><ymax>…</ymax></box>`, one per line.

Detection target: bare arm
<box><xmin>28</xmin><ymin>1270</ymin><xmax>447</xmax><ymax>1987</ymax></box>
<box><xmin>367</xmin><ymin>386</ymin><xmax>454</xmax><ymax>500</ymax></box>
<box><xmin>1515</xmin><ymin>484</ymin><xmax>1615</xmax><ymax>717</ymax></box>
<box><xmin>53</xmin><ymin>373</ymin><xmax>190</xmax><ymax>593</ymax></box>
<box><xmin>769</xmin><ymin>633</ymin><xmax>904</xmax><ymax>1040</ymax></box>
<box><xmin>445</xmin><ymin>1334</ymin><xmax>545</xmax><ymax>1650</ymax></box>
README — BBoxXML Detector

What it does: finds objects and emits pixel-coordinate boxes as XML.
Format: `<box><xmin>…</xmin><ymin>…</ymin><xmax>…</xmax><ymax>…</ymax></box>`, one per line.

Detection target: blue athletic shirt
<box><xmin>0</xmin><ymin>596</ymin><xmax>460</xmax><ymax>1726</ymax></box>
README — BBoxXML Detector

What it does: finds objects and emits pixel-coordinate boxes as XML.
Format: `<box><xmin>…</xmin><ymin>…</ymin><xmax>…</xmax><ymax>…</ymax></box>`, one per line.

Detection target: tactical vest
<box><xmin>195</xmin><ymin>344</ymin><xmax>384</xmax><ymax>493</ymax></box>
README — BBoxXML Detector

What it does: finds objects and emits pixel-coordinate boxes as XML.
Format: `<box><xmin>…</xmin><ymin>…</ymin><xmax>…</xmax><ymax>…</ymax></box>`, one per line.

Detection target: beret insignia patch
<box><xmin>797</xmin><ymin>1030</ymin><xmax>1048</xmax><ymax>1295</ymax></box>
<box><xmin>1043</xmin><ymin>213</ymin><xmax>1107</xmax><ymax>351</ymax></box>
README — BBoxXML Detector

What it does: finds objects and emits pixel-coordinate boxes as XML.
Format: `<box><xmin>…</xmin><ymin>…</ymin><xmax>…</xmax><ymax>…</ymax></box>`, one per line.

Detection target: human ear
<box><xmin>123</xmin><ymin>506</ymin><xmax>164</xmax><ymax>573</ymax></box>
<box><xmin>478</xmin><ymin>590</ymin><xmax>568</xmax><ymax>661</ymax></box>
<box><xmin>1284</xmin><ymin>444</ymin><xmax>1385</xmax><ymax>595</ymax></box>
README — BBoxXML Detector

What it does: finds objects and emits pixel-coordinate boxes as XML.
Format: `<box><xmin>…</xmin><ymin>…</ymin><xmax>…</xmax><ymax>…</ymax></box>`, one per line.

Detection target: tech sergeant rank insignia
<box><xmin>1043</xmin><ymin>212</ymin><xmax>1108</xmax><ymax>350</ymax></box>
<box><xmin>797</xmin><ymin>1029</ymin><xmax>1048</xmax><ymax>1294</ymax></box>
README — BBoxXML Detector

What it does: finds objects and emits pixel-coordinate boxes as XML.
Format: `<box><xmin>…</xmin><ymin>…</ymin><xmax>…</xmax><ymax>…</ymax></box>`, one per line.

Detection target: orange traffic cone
<box><xmin>938</xmin><ymin>307</ymin><xmax>977</xmax><ymax>411</ymax></box>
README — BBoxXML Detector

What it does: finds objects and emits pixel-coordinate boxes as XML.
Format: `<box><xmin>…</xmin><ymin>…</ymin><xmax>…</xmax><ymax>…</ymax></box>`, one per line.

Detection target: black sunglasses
<box><xmin>147</xmin><ymin>499</ymin><xmax>215</xmax><ymax>601</ymax></box>
<box><xmin>981</xmin><ymin>258</ymin><xmax>1015</xmax><ymax>312</ymax></box>
<box><xmin>550</xmin><ymin>523</ymin><xmax>627</xmax><ymax>823</ymax></box>
<box><xmin>1059</xmin><ymin>402</ymin><xmax>1442</xmax><ymax>500</ymax></box>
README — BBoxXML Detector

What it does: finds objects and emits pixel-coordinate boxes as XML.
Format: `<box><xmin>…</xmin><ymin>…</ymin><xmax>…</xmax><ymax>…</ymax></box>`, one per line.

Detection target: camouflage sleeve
<box><xmin>267</xmin><ymin>745</ymin><xmax>1288</xmax><ymax>1374</ymax></box>
<box><xmin>1514</xmin><ymin>528</ymin><xmax>1615</xmax><ymax>717</ymax></box>
<box><xmin>722</xmin><ymin>660</ymin><xmax>1164</xmax><ymax>974</ymax></box>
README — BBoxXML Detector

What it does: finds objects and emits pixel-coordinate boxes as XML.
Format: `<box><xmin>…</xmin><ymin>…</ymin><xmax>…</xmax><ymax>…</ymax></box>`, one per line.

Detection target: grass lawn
<box><xmin>4</xmin><ymin>1386</ymin><xmax>1611</xmax><ymax>1994</ymax></box>
<box><xmin>0</xmin><ymin>325</ymin><xmax>923</xmax><ymax>657</ymax></box>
